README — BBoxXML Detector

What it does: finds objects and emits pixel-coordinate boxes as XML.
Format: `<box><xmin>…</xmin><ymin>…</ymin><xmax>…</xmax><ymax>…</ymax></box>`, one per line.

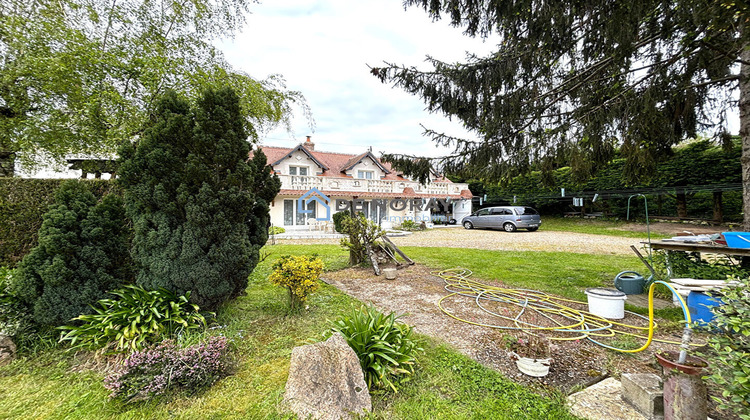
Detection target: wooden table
<box><xmin>644</xmin><ymin>240</ymin><xmax>750</xmax><ymax>278</ymax></box>
<box><xmin>645</xmin><ymin>240</ymin><xmax>750</xmax><ymax>258</ymax></box>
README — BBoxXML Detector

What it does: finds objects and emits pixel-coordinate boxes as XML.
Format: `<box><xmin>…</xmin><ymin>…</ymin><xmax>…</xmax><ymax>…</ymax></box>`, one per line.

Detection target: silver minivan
<box><xmin>461</xmin><ymin>206</ymin><xmax>541</xmax><ymax>232</ymax></box>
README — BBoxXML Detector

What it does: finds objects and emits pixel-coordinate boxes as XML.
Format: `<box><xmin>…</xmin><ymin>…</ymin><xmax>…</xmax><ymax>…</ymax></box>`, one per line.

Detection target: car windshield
<box><xmin>520</xmin><ymin>207</ymin><xmax>538</xmax><ymax>215</ymax></box>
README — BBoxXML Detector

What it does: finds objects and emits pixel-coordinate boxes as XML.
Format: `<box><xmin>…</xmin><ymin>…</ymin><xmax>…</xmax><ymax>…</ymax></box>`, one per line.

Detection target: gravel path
<box><xmin>386</xmin><ymin>228</ymin><xmax>643</xmax><ymax>256</ymax></box>
<box><xmin>275</xmin><ymin>229</ymin><xmax>642</xmax><ymax>255</ymax></box>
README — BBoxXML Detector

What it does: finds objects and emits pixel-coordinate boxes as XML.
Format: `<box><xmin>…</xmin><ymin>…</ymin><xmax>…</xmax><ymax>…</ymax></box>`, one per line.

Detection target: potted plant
<box><xmin>508</xmin><ymin>335</ymin><xmax>552</xmax><ymax>377</ymax></box>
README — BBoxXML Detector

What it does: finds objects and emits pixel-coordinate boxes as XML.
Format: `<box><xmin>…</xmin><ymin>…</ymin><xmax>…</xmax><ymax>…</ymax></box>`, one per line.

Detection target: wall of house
<box><xmin>269</xmin><ymin>195</ymin><xmax>444</xmax><ymax>230</ymax></box>
<box><xmin>273</xmin><ymin>150</ymin><xmax>323</xmax><ymax>176</ymax></box>
<box><xmin>344</xmin><ymin>157</ymin><xmax>386</xmax><ymax>179</ymax></box>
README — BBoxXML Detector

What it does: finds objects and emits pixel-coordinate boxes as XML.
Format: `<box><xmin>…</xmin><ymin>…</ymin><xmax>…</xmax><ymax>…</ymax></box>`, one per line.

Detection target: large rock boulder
<box><xmin>283</xmin><ymin>333</ymin><xmax>371</xmax><ymax>420</ymax></box>
<box><xmin>0</xmin><ymin>335</ymin><xmax>16</xmax><ymax>366</ymax></box>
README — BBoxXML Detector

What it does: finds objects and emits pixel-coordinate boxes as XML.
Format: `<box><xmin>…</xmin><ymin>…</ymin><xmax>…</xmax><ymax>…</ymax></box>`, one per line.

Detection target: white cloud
<box><xmin>218</xmin><ymin>0</ymin><xmax>499</xmax><ymax>157</ymax></box>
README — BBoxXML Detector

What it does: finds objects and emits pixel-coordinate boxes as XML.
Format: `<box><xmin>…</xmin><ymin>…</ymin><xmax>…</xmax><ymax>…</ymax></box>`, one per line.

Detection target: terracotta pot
<box><xmin>655</xmin><ymin>351</ymin><xmax>708</xmax><ymax>375</ymax></box>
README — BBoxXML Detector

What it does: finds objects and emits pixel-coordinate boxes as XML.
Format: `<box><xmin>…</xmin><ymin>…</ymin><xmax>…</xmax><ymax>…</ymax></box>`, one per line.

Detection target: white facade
<box><xmin>261</xmin><ymin>141</ymin><xmax>473</xmax><ymax>230</ymax></box>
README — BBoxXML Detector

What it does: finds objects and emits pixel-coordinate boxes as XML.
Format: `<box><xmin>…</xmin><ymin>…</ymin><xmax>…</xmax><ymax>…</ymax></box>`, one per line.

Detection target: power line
<box><xmin>490</xmin><ymin>183</ymin><xmax>743</xmax><ymax>202</ymax></box>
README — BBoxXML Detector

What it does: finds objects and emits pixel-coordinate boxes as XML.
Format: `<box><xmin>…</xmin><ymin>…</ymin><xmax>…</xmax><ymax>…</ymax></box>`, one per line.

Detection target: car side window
<box><xmin>490</xmin><ymin>208</ymin><xmax>504</xmax><ymax>215</ymax></box>
<box><xmin>476</xmin><ymin>209</ymin><xmax>490</xmax><ymax>216</ymax></box>
<box><xmin>503</xmin><ymin>209</ymin><xmax>513</xmax><ymax>215</ymax></box>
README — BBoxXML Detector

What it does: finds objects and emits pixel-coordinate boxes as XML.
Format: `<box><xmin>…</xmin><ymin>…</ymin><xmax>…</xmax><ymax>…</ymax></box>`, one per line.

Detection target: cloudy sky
<box><xmin>219</xmin><ymin>0</ymin><xmax>499</xmax><ymax>157</ymax></box>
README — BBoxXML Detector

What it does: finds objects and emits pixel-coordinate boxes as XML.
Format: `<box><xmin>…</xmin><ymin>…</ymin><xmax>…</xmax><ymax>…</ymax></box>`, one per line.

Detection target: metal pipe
<box><xmin>627</xmin><ymin>194</ymin><xmax>651</xmax><ymax>258</ymax></box>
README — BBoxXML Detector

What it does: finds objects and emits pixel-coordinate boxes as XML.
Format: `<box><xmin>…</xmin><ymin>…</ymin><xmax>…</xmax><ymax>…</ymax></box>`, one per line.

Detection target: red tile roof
<box><xmin>277</xmin><ymin>189</ymin><xmax>465</xmax><ymax>199</ymax></box>
<box><xmin>252</xmin><ymin>144</ymin><xmax>444</xmax><ymax>182</ymax></box>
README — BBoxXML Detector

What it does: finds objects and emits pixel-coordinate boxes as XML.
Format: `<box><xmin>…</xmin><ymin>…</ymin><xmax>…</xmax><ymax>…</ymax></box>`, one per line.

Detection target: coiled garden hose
<box><xmin>434</xmin><ymin>268</ymin><xmax>695</xmax><ymax>353</ymax></box>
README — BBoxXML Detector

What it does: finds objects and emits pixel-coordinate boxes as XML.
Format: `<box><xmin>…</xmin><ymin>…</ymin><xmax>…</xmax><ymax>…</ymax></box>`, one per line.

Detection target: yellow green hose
<box><xmin>434</xmin><ymin>268</ymin><xmax>695</xmax><ymax>353</ymax></box>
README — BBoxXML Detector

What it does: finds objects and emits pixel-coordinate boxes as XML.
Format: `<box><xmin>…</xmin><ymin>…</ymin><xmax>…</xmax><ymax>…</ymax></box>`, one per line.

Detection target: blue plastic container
<box><xmin>722</xmin><ymin>231</ymin><xmax>750</xmax><ymax>248</ymax></box>
<box><xmin>687</xmin><ymin>291</ymin><xmax>723</xmax><ymax>326</ymax></box>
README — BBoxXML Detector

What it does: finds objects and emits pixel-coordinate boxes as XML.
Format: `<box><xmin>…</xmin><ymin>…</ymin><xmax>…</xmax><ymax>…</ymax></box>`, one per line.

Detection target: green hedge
<box><xmin>0</xmin><ymin>178</ymin><xmax>120</xmax><ymax>267</ymax></box>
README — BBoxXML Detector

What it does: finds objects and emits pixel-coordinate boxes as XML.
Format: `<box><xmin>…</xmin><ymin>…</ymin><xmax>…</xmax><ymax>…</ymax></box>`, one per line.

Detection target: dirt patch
<box><xmin>322</xmin><ymin>264</ymin><xmax>695</xmax><ymax>394</ymax></box>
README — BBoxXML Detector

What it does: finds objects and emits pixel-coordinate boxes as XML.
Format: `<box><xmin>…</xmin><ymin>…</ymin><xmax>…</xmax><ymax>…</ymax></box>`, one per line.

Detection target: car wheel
<box><xmin>449</xmin><ymin>218</ymin><xmax>457</xmax><ymax>225</ymax></box>
<box><xmin>527</xmin><ymin>227</ymin><xmax>539</xmax><ymax>232</ymax></box>
<box><xmin>463</xmin><ymin>221</ymin><xmax>473</xmax><ymax>229</ymax></box>
<box><xmin>503</xmin><ymin>223</ymin><xmax>517</xmax><ymax>232</ymax></box>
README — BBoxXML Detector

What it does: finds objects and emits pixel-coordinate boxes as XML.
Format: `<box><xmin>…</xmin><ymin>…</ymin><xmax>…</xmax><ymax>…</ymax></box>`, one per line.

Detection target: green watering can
<box><xmin>614</xmin><ymin>271</ymin><xmax>646</xmax><ymax>295</ymax></box>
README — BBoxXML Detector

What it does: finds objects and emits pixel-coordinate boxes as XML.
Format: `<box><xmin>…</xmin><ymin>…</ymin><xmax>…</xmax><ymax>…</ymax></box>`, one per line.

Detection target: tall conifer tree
<box><xmin>118</xmin><ymin>88</ymin><xmax>279</xmax><ymax>310</ymax></box>
<box><xmin>372</xmin><ymin>1</ymin><xmax>750</xmax><ymax>227</ymax></box>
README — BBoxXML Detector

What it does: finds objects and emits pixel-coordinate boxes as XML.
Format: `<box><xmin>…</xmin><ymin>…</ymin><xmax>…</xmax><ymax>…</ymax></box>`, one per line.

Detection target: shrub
<box><xmin>0</xmin><ymin>267</ymin><xmax>29</xmax><ymax>337</ymax></box>
<box><xmin>11</xmin><ymin>181</ymin><xmax>132</xmax><ymax>326</ymax></box>
<box><xmin>0</xmin><ymin>178</ymin><xmax>119</xmax><ymax>267</ymax></box>
<box><xmin>331</xmin><ymin>305</ymin><xmax>423</xmax><ymax>392</ymax></box>
<box><xmin>651</xmin><ymin>251</ymin><xmax>750</xmax><ymax>282</ymax></box>
<box><xmin>340</xmin><ymin>213</ymin><xmax>386</xmax><ymax>265</ymax></box>
<box><xmin>332</xmin><ymin>211</ymin><xmax>351</xmax><ymax>233</ymax></box>
<box><xmin>398</xmin><ymin>220</ymin><xmax>426</xmax><ymax>231</ymax></box>
<box><xmin>268</xmin><ymin>226</ymin><xmax>285</xmax><ymax>235</ymax></box>
<box><xmin>104</xmin><ymin>336</ymin><xmax>232</xmax><ymax>401</ymax></box>
<box><xmin>59</xmin><ymin>285</ymin><xmax>210</xmax><ymax>352</ymax></box>
<box><xmin>701</xmin><ymin>278</ymin><xmax>750</xmax><ymax>418</ymax></box>
<box><xmin>268</xmin><ymin>255</ymin><xmax>324</xmax><ymax>311</ymax></box>
<box><xmin>117</xmin><ymin>88</ymin><xmax>280</xmax><ymax>310</ymax></box>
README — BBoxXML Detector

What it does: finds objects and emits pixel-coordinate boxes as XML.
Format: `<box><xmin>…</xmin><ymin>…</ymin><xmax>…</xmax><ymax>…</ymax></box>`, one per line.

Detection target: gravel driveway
<box><xmin>387</xmin><ymin>227</ymin><xmax>643</xmax><ymax>256</ymax></box>
<box><xmin>276</xmin><ymin>229</ymin><xmax>644</xmax><ymax>255</ymax></box>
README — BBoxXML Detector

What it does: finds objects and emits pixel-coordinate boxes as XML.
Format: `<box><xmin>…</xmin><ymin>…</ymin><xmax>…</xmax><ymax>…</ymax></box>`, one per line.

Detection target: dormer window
<box><xmin>357</xmin><ymin>170</ymin><xmax>374</xmax><ymax>179</ymax></box>
<box><xmin>289</xmin><ymin>166</ymin><xmax>308</xmax><ymax>176</ymax></box>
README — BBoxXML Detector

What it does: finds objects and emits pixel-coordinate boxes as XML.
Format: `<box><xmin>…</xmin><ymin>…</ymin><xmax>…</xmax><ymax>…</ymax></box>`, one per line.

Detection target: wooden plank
<box><xmin>646</xmin><ymin>240</ymin><xmax>750</xmax><ymax>257</ymax></box>
<box><xmin>669</xmin><ymin>283</ymin><xmax>711</xmax><ymax>292</ymax></box>
<box><xmin>364</xmin><ymin>241</ymin><xmax>381</xmax><ymax>276</ymax></box>
<box><xmin>671</xmin><ymin>278</ymin><xmax>739</xmax><ymax>287</ymax></box>
<box><xmin>382</xmin><ymin>236</ymin><xmax>415</xmax><ymax>265</ymax></box>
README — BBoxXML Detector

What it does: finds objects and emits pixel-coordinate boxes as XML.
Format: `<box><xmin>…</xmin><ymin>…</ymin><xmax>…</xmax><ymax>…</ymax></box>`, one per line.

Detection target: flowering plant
<box><xmin>268</xmin><ymin>255</ymin><xmax>324</xmax><ymax>311</ymax></box>
<box><xmin>508</xmin><ymin>335</ymin><xmax>550</xmax><ymax>360</ymax></box>
<box><xmin>104</xmin><ymin>336</ymin><xmax>232</xmax><ymax>401</ymax></box>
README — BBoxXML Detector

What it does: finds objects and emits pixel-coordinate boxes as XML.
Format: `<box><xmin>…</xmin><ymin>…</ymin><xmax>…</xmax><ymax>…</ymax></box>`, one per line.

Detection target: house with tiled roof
<box><xmin>256</xmin><ymin>137</ymin><xmax>473</xmax><ymax>230</ymax></box>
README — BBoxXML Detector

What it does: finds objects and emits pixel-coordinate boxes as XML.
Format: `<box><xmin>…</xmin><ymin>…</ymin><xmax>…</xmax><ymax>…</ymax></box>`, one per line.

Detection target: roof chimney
<box><xmin>303</xmin><ymin>135</ymin><xmax>315</xmax><ymax>151</ymax></box>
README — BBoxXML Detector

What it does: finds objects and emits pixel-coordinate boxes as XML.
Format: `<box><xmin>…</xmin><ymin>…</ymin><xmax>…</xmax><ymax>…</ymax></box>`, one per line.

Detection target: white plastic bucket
<box><xmin>585</xmin><ymin>288</ymin><xmax>627</xmax><ymax>319</ymax></box>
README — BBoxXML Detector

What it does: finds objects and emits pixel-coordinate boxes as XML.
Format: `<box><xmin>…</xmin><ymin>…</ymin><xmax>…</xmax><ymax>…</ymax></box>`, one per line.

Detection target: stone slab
<box><xmin>622</xmin><ymin>373</ymin><xmax>664</xmax><ymax>420</ymax></box>
<box><xmin>568</xmin><ymin>377</ymin><xmax>647</xmax><ymax>420</ymax></box>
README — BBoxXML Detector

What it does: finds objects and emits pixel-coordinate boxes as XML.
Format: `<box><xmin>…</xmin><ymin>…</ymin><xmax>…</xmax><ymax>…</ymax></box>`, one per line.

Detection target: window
<box><xmin>284</xmin><ymin>199</ymin><xmax>316</xmax><ymax>226</ymax></box>
<box><xmin>476</xmin><ymin>208</ymin><xmax>491</xmax><ymax>216</ymax></box>
<box><xmin>289</xmin><ymin>166</ymin><xmax>308</xmax><ymax>176</ymax></box>
<box><xmin>284</xmin><ymin>200</ymin><xmax>294</xmax><ymax>226</ymax></box>
<box><xmin>357</xmin><ymin>170</ymin><xmax>373</xmax><ymax>179</ymax></box>
<box><xmin>491</xmin><ymin>208</ymin><xmax>512</xmax><ymax>215</ymax></box>
<box><xmin>520</xmin><ymin>207</ymin><xmax>538</xmax><ymax>215</ymax></box>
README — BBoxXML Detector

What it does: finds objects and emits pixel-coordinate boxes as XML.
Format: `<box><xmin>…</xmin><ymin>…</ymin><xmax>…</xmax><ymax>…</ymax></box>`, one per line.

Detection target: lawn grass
<box><xmin>0</xmin><ymin>245</ymin><xmax>582</xmax><ymax>419</ymax></box>
<box><xmin>403</xmin><ymin>246</ymin><xmax>682</xmax><ymax>321</ymax></box>
<box><xmin>541</xmin><ymin>216</ymin><xmax>669</xmax><ymax>239</ymax></box>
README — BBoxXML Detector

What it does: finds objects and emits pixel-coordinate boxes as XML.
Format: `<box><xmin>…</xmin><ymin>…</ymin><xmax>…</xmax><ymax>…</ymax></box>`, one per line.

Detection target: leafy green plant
<box><xmin>332</xmin><ymin>211</ymin><xmax>351</xmax><ymax>233</ymax></box>
<box><xmin>268</xmin><ymin>255</ymin><xmax>324</xmax><ymax>311</ymax></box>
<box><xmin>59</xmin><ymin>285</ymin><xmax>211</xmax><ymax>352</ymax></box>
<box><xmin>0</xmin><ymin>267</ymin><xmax>28</xmax><ymax>337</ymax></box>
<box><xmin>651</xmin><ymin>251</ymin><xmax>750</xmax><ymax>282</ymax></box>
<box><xmin>700</xmin><ymin>277</ymin><xmax>750</xmax><ymax>418</ymax></box>
<box><xmin>398</xmin><ymin>219</ymin><xmax>425</xmax><ymax>231</ymax></box>
<box><xmin>331</xmin><ymin>305</ymin><xmax>423</xmax><ymax>392</ymax></box>
<box><xmin>268</xmin><ymin>226</ymin><xmax>285</xmax><ymax>235</ymax></box>
<box><xmin>340</xmin><ymin>213</ymin><xmax>386</xmax><ymax>265</ymax></box>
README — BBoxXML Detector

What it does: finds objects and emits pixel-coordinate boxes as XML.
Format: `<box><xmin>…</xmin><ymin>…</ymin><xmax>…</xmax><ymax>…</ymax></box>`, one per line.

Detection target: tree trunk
<box><xmin>0</xmin><ymin>151</ymin><xmax>14</xmax><ymax>177</ymax></box>
<box><xmin>712</xmin><ymin>191</ymin><xmax>723</xmax><ymax>223</ymax></box>
<box><xmin>740</xmin><ymin>41</ymin><xmax>750</xmax><ymax>231</ymax></box>
<box><xmin>676</xmin><ymin>191</ymin><xmax>688</xmax><ymax>218</ymax></box>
